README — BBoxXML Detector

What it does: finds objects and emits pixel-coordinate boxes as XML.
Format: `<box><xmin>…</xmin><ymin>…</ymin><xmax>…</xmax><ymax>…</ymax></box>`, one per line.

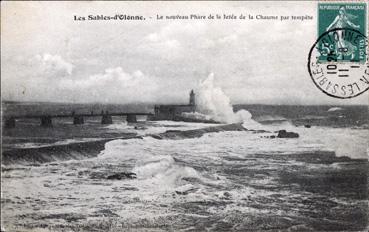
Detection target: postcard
<box><xmin>1</xmin><ymin>1</ymin><xmax>368</xmax><ymax>231</ymax></box>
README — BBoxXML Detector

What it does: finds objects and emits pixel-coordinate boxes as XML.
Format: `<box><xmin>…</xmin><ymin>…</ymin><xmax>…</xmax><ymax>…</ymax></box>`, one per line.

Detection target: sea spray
<box><xmin>194</xmin><ymin>73</ymin><xmax>262</xmax><ymax>129</ymax></box>
<box><xmin>102</xmin><ymin>138</ymin><xmax>204</xmax><ymax>189</ymax></box>
<box><xmin>235</xmin><ymin>110</ymin><xmax>265</xmax><ymax>130</ymax></box>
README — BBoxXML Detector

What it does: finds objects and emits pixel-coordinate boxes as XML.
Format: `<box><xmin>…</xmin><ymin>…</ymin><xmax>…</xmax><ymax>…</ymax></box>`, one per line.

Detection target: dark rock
<box><xmin>166</xmin><ymin>130</ymin><xmax>181</xmax><ymax>133</ymax></box>
<box><xmin>151</xmin><ymin>123</ymin><xmax>247</xmax><ymax>140</ymax></box>
<box><xmin>249</xmin><ymin>129</ymin><xmax>271</xmax><ymax>133</ymax></box>
<box><xmin>277</xmin><ymin>130</ymin><xmax>299</xmax><ymax>138</ymax></box>
<box><xmin>304</xmin><ymin>125</ymin><xmax>311</xmax><ymax>128</ymax></box>
<box><xmin>223</xmin><ymin>191</ymin><xmax>232</xmax><ymax>198</ymax></box>
<box><xmin>134</xmin><ymin>125</ymin><xmax>147</xmax><ymax>130</ymax></box>
<box><xmin>150</xmin><ymin>134</ymin><xmax>163</xmax><ymax>140</ymax></box>
<box><xmin>106</xmin><ymin>172</ymin><xmax>137</xmax><ymax>180</ymax></box>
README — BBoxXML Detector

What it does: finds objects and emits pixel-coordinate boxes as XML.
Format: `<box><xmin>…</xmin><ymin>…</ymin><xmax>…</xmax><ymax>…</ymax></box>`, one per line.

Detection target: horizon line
<box><xmin>1</xmin><ymin>100</ymin><xmax>368</xmax><ymax>107</ymax></box>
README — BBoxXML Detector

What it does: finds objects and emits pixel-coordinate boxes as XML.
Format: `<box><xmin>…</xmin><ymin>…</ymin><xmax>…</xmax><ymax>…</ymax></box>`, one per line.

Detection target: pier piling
<box><xmin>101</xmin><ymin>115</ymin><xmax>113</xmax><ymax>124</ymax></box>
<box><xmin>127</xmin><ymin>115</ymin><xmax>137</xmax><ymax>123</ymax></box>
<box><xmin>3</xmin><ymin>112</ymin><xmax>151</xmax><ymax>128</ymax></box>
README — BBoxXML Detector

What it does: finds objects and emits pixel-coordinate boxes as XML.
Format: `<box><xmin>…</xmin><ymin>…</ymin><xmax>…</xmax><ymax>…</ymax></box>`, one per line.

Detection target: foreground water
<box><xmin>1</xmin><ymin>120</ymin><xmax>368</xmax><ymax>231</ymax></box>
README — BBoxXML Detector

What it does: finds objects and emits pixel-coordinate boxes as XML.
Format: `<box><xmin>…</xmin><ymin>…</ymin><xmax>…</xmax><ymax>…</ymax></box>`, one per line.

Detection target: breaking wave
<box><xmin>1</xmin><ymin>136</ymin><xmax>141</xmax><ymax>166</ymax></box>
<box><xmin>100</xmin><ymin>138</ymin><xmax>221</xmax><ymax>192</ymax></box>
<box><xmin>195</xmin><ymin>73</ymin><xmax>238</xmax><ymax>124</ymax></box>
<box><xmin>191</xmin><ymin>73</ymin><xmax>266</xmax><ymax>130</ymax></box>
<box><xmin>1</xmin><ymin>123</ymin><xmax>252</xmax><ymax>166</ymax></box>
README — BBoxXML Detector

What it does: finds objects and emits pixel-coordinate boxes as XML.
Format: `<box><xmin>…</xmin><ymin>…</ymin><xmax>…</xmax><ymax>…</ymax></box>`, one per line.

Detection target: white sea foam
<box><xmin>193</xmin><ymin>73</ymin><xmax>263</xmax><ymax>130</ymax></box>
<box><xmin>195</xmin><ymin>73</ymin><xmax>237</xmax><ymax>124</ymax></box>
<box><xmin>104</xmin><ymin>121</ymin><xmax>130</xmax><ymax>130</ymax></box>
<box><xmin>104</xmin><ymin>120</ymin><xmax>220</xmax><ymax>136</ymax></box>
<box><xmin>254</xmin><ymin>115</ymin><xmax>288</xmax><ymax>122</ymax></box>
<box><xmin>327</xmin><ymin>107</ymin><xmax>344</xmax><ymax>112</ymax></box>
<box><xmin>2</xmin><ymin>122</ymin><xmax>367</xmax><ymax>230</ymax></box>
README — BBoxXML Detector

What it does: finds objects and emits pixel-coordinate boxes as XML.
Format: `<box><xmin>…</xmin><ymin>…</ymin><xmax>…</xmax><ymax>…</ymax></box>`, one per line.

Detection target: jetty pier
<box><xmin>3</xmin><ymin>112</ymin><xmax>153</xmax><ymax>128</ymax></box>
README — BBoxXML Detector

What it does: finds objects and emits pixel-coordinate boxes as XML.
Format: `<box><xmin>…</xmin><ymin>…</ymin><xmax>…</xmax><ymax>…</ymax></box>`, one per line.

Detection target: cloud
<box><xmin>138</xmin><ymin>22</ymin><xmax>210</xmax><ymax>60</ymax></box>
<box><xmin>218</xmin><ymin>34</ymin><xmax>238</xmax><ymax>44</ymax></box>
<box><xmin>2</xmin><ymin>53</ymin><xmax>160</xmax><ymax>103</ymax></box>
<box><xmin>2</xmin><ymin>1</ymin><xmax>367</xmax><ymax>105</ymax></box>
<box><xmin>59</xmin><ymin>67</ymin><xmax>158</xmax><ymax>103</ymax></box>
<box><xmin>34</xmin><ymin>53</ymin><xmax>74</xmax><ymax>77</ymax></box>
<box><xmin>139</xmin><ymin>28</ymin><xmax>183</xmax><ymax>59</ymax></box>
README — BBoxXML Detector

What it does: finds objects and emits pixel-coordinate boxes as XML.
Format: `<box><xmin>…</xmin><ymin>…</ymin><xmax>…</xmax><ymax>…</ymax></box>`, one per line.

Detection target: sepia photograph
<box><xmin>1</xmin><ymin>1</ymin><xmax>368</xmax><ymax>231</ymax></box>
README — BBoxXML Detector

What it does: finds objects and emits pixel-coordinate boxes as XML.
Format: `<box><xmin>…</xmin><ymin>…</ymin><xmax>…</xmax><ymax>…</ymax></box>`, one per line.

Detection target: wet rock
<box><xmin>262</xmin><ymin>135</ymin><xmax>276</xmax><ymax>139</ymax></box>
<box><xmin>277</xmin><ymin>130</ymin><xmax>299</xmax><ymax>138</ymax></box>
<box><xmin>223</xmin><ymin>191</ymin><xmax>232</xmax><ymax>198</ymax></box>
<box><xmin>112</xmin><ymin>186</ymin><xmax>139</xmax><ymax>192</ymax></box>
<box><xmin>134</xmin><ymin>125</ymin><xmax>147</xmax><ymax>130</ymax></box>
<box><xmin>166</xmin><ymin>130</ymin><xmax>181</xmax><ymax>133</ymax></box>
<box><xmin>249</xmin><ymin>129</ymin><xmax>271</xmax><ymax>133</ymax></box>
<box><xmin>65</xmin><ymin>172</ymin><xmax>75</xmax><ymax>177</ymax></box>
<box><xmin>150</xmin><ymin>134</ymin><xmax>163</xmax><ymax>140</ymax></box>
<box><xmin>106</xmin><ymin>172</ymin><xmax>137</xmax><ymax>180</ymax></box>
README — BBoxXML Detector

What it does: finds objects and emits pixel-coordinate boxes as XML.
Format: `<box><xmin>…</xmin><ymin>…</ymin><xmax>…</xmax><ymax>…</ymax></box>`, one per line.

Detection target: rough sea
<box><xmin>1</xmin><ymin>103</ymin><xmax>368</xmax><ymax>231</ymax></box>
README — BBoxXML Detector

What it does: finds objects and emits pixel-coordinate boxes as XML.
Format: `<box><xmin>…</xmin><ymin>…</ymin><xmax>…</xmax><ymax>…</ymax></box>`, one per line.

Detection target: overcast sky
<box><xmin>1</xmin><ymin>1</ymin><xmax>367</xmax><ymax>105</ymax></box>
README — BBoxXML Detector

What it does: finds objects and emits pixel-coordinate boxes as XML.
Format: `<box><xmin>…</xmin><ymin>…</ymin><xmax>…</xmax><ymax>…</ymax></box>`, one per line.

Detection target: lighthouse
<box><xmin>189</xmin><ymin>90</ymin><xmax>195</xmax><ymax>106</ymax></box>
<box><xmin>153</xmin><ymin>89</ymin><xmax>196</xmax><ymax>120</ymax></box>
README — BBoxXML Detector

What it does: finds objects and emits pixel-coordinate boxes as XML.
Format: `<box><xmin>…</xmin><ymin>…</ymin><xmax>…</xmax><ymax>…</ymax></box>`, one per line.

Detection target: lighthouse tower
<box><xmin>189</xmin><ymin>90</ymin><xmax>195</xmax><ymax>106</ymax></box>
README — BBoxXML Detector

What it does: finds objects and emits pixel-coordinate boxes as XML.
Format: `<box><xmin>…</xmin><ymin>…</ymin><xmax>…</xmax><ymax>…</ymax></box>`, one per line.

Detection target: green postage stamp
<box><xmin>318</xmin><ymin>2</ymin><xmax>367</xmax><ymax>62</ymax></box>
<box><xmin>308</xmin><ymin>1</ymin><xmax>368</xmax><ymax>99</ymax></box>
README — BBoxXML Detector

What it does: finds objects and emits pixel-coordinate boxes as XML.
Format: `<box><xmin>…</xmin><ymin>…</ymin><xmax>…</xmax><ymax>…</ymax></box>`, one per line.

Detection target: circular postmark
<box><xmin>308</xmin><ymin>28</ymin><xmax>369</xmax><ymax>99</ymax></box>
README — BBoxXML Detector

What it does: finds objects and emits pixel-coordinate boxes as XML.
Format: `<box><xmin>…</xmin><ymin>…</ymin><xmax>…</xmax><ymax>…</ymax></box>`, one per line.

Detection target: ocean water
<box><xmin>1</xmin><ymin>114</ymin><xmax>368</xmax><ymax>231</ymax></box>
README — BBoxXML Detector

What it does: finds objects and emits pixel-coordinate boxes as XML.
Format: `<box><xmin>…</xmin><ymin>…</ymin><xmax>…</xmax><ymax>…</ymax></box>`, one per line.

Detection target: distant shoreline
<box><xmin>2</xmin><ymin>100</ymin><xmax>368</xmax><ymax>107</ymax></box>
